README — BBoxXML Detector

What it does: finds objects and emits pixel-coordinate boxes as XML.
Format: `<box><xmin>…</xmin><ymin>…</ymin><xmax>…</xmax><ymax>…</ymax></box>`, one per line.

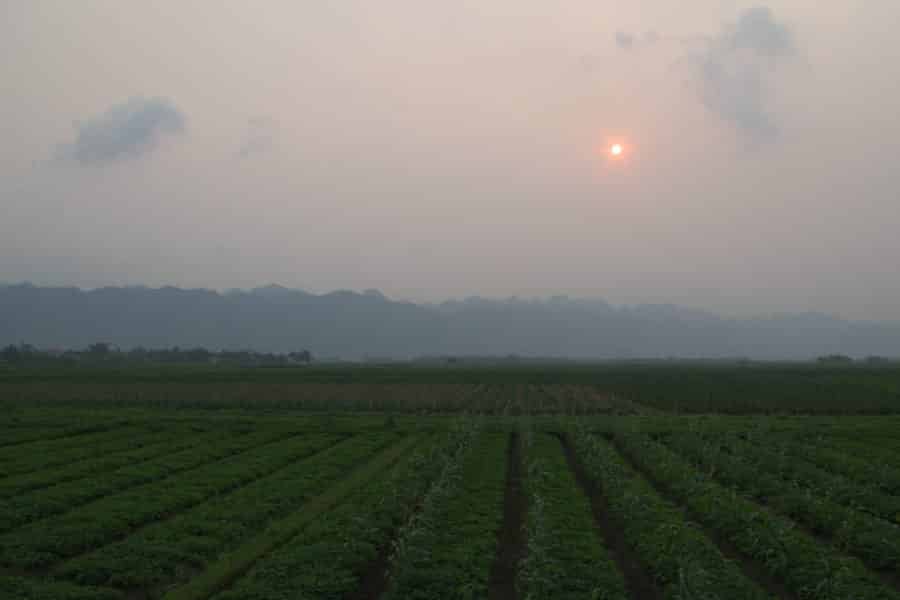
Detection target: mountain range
<box><xmin>1</xmin><ymin>283</ymin><xmax>898</xmax><ymax>360</ymax></box>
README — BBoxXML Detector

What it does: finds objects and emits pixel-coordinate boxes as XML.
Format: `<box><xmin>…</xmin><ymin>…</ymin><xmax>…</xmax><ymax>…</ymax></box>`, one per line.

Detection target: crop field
<box><xmin>1</xmin><ymin>367</ymin><xmax>900</xmax><ymax>599</ymax></box>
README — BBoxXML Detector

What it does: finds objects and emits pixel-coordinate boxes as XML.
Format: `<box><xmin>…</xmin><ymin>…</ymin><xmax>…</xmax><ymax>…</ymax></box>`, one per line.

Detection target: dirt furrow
<box><xmin>557</xmin><ymin>433</ymin><xmax>662</xmax><ymax>600</ymax></box>
<box><xmin>487</xmin><ymin>432</ymin><xmax>526</xmax><ymax>600</ymax></box>
<box><xmin>609</xmin><ymin>434</ymin><xmax>800</xmax><ymax>600</ymax></box>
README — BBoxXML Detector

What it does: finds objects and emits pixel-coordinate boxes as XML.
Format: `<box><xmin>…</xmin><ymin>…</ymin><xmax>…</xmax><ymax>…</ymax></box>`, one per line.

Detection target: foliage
<box><xmin>571</xmin><ymin>426</ymin><xmax>770</xmax><ymax>600</ymax></box>
<box><xmin>518</xmin><ymin>431</ymin><xmax>628</xmax><ymax>600</ymax></box>
<box><xmin>383</xmin><ymin>427</ymin><xmax>506</xmax><ymax>600</ymax></box>
<box><xmin>614</xmin><ymin>432</ymin><xmax>900</xmax><ymax>600</ymax></box>
<box><xmin>3</xmin><ymin>362</ymin><xmax>900</xmax><ymax>414</ymax></box>
<box><xmin>0</xmin><ymin>382</ymin><xmax>898</xmax><ymax>599</ymax></box>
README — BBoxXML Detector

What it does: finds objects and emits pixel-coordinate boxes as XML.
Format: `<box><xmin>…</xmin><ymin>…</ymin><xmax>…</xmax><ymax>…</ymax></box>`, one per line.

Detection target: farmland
<box><xmin>1</xmin><ymin>364</ymin><xmax>900</xmax><ymax>599</ymax></box>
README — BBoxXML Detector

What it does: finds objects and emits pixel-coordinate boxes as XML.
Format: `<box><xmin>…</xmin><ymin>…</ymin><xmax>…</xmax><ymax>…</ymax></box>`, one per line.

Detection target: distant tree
<box><xmin>183</xmin><ymin>347</ymin><xmax>212</xmax><ymax>362</ymax></box>
<box><xmin>128</xmin><ymin>347</ymin><xmax>149</xmax><ymax>361</ymax></box>
<box><xmin>288</xmin><ymin>350</ymin><xmax>313</xmax><ymax>364</ymax></box>
<box><xmin>817</xmin><ymin>354</ymin><xmax>853</xmax><ymax>364</ymax></box>
<box><xmin>87</xmin><ymin>342</ymin><xmax>111</xmax><ymax>356</ymax></box>
<box><xmin>1</xmin><ymin>345</ymin><xmax>20</xmax><ymax>363</ymax></box>
<box><xmin>865</xmin><ymin>355</ymin><xmax>891</xmax><ymax>365</ymax></box>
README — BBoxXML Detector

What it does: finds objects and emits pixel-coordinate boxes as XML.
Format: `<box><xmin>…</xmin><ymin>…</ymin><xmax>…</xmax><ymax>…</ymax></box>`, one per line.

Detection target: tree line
<box><xmin>0</xmin><ymin>343</ymin><xmax>313</xmax><ymax>367</ymax></box>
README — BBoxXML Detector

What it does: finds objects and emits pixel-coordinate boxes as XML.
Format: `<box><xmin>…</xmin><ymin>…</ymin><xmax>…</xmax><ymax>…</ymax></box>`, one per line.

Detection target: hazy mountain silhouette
<box><xmin>1</xmin><ymin>283</ymin><xmax>898</xmax><ymax>359</ymax></box>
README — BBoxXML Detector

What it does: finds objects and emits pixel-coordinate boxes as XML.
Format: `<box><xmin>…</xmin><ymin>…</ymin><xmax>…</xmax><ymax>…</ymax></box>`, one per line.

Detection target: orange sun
<box><xmin>597</xmin><ymin>137</ymin><xmax>631</xmax><ymax>165</ymax></box>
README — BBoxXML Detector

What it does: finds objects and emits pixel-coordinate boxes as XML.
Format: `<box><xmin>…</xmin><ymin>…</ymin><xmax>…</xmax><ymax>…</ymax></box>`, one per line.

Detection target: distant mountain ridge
<box><xmin>1</xmin><ymin>283</ymin><xmax>898</xmax><ymax>359</ymax></box>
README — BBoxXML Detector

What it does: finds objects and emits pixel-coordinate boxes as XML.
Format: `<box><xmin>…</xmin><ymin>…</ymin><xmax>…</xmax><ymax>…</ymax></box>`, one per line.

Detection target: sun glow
<box><xmin>596</xmin><ymin>136</ymin><xmax>632</xmax><ymax>167</ymax></box>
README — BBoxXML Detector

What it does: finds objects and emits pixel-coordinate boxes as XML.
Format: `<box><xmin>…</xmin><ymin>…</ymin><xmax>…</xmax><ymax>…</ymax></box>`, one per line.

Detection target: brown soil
<box><xmin>344</xmin><ymin>537</ymin><xmax>395</xmax><ymax>600</ymax></box>
<box><xmin>487</xmin><ymin>432</ymin><xmax>527</xmax><ymax>600</ymax></box>
<box><xmin>557</xmin><ymin>433</ymin><xmax>663</xmax><ymax>600</ymax></box>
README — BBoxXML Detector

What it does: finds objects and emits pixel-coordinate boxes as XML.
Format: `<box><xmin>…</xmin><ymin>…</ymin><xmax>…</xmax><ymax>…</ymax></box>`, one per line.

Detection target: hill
<box><xmin>1</xmin><ymin>283</ymin><xmax>899</xmax><ymax>359</ymax></box>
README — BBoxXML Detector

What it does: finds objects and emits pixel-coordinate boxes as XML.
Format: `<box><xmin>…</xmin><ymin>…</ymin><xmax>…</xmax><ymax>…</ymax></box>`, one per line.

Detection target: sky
<box><xmin>3</xmin><ymin>1</ymin><xmax>900</xmax><ymax>321</ymax></box>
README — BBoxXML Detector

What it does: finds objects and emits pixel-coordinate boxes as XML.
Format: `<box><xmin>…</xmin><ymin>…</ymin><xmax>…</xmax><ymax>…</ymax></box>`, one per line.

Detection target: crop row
<box><xmin>746</xmin><ymin>433</ymin><xmax>900</xmax><ymax>495</ymax></box>
<box><xmin>2</xmin><ymin>382</ymin><xmax>479</xmax><ymax>412</ymax></box>
<box><xmin>570</xmin><ymin>428</ymin><xmax>768</xmax><ymax>600</ymax></box>
<box><xmin>825</xmin><ymin>437</ymin><xmax>900</xmax><ymax>463</ymax></box>
<box><xmin>0</xmin><ymin>575</ymin><xmax>121</xmax><ymax>600</ymax></box>
<box><xmin>0</xmin><ymin>427</ymin><xmax>298</xmax><ymax>534</ymax></box>
<box><xmin>0</xmin><ymin>431</ymin><xmax>341</xmax><ymax>569</ymax></box>
<box><xmin>0</xmin><ymin>420</ymin><xmax>121</xmax><ymax>449</ymax></box>
<box><xmin>613</xmin><ymin>432</ymin><xmax>900</xmax><ymax>600</ymax></box>
<box><xmin>166</xmin><ymin>433</ymin><xmax>424</xmax><ymax>600</ymax></box>
<box><xmin>724</xmin><ymin>417</ymin><xmax>900</xmax><ymax>495</ymax></box>
<box><xmin>660</xmin><ymin>430</ymin><xmax>900</xmax><ymax>573</ymax></box>
<box><xmin>59</xmin><ymin>432</ymin><xmax>401</xmax><ymax>594</ymax></box>
<box><xmin>670</xmin><ymin>429</ymin><xmax>900</xmax><ymax>523</ymax></box>
<box><xmin>204</xmin><ymin>437</ymin><xmax>435</xmax><ymax>599</ymax></box>
<box><xmin>678</xmin><ymin>427</ymin><xmax>900</xmax><ymax>519</ymax></box>
<box><xmin>0</xmin><ymin>424</ymin><xmax>155</xmax><ymax>477</ymax></box>
<box><xmin>0</xmin><ymin>426</ymin><xmax>222</xmax><ymax>500</ymax></box>
<box><xmin>518</xmin><ymin>431</ymin><xmax>628</xmax><ymax>599</ymax></box>
<box><xmin>779</xmin><ymin>420</ymin><xmax>900</xmax><ymax>453</ymax></box>
<box><xmin>207</xmin><ymin>424</ymin><xmax>481</xmax><ymax>600</ymax></box>
<box><xmin>544</xmin><ymin>384</ymin><xmax>649</xmax><ymax>415</ymax></box>
<box><xmin>383</xmin><ymin>430</ymin><xmax>506</xmax><ymax>599</ymax></box>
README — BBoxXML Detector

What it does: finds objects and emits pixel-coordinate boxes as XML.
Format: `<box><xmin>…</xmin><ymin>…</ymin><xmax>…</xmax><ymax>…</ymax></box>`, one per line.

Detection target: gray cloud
<box><xmin>56</xmin><ymin>97</ymin><xmax>185</xmax><ymax>165</ymax></box>
<box><xmin>615</xmin><ymin>31</ymin><xmax>635</xmax><ymax>50</ymax></box>
<box><xmin>615</xmin><ymin>29</ymin><xmax>661</xmax><ymax>51</ymax></box>
<box><xmin>690</xmin><ymin>6</ymin><xmax>795</xmax><ymax>143</ymax></box>
<box><xmin>728</xmin><ymin>7</ymin><xmax>793</xmax><ymax>57</ymax></box>
<box><xmin>237</xmin><ymin>117</ymin><xmax>277</xmax><ymax>159</ymax></box>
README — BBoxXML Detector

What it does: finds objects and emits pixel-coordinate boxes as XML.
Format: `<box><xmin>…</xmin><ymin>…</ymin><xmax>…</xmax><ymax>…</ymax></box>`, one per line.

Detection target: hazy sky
<box><xmin>3</xmin><ymin>2</ymin><xmax>900</xmax><ymax>320</ymax></box>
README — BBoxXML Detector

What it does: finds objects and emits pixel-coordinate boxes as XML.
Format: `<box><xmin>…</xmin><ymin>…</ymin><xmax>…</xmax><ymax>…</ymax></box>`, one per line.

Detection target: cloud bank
<box><xmin>56</xmin><ymin>97</ymin><xmax>185</xmax><ymax>165</ymax></box>
<box><xmin>690</xmin><ymin>6</ymin><xmax>795</xmax><ymax>142</ymax></box>
<box><xmin>615</xmin><ymin>6</ymin><xmax>795</xmax><ymax>143</ymax></box>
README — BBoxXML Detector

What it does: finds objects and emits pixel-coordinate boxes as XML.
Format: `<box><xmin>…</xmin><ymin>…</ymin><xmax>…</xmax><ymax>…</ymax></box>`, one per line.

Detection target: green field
<box><xmin>1</xmin><ymin>365</ymin><xmax>900</xmax><ymax>599</ymax></box>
